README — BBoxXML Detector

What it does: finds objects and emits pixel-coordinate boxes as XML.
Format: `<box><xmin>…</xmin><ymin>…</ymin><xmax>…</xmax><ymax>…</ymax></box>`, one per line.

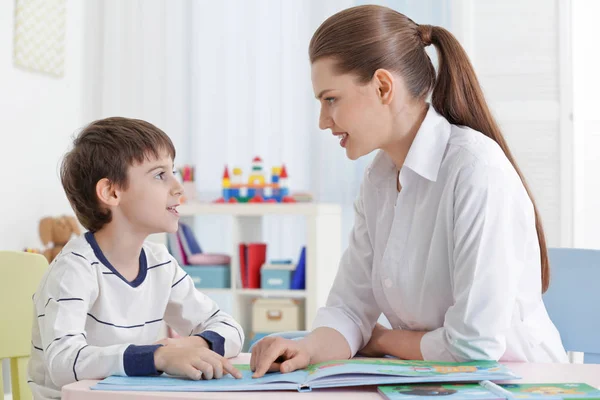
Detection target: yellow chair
<box><xmin>0</xmin><ymin>251</ymin><xmax>48</xmax><ymax>400</ymax></box>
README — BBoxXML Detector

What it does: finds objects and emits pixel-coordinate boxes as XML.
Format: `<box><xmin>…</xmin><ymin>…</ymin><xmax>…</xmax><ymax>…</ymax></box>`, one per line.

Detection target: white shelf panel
<box><xmin>236</xmin><ymin>289</ymin><xmax>307</xmax><ymax>298</ymax></box>
<box><xmin>178</xmin><ymin>202</ymin><xmax>340</xmax><ymax>217</ymax></box>
<box><xmin>196</xmin><ymin>288</ymin><xmax>231</xmax><ymax>295</ymax></box>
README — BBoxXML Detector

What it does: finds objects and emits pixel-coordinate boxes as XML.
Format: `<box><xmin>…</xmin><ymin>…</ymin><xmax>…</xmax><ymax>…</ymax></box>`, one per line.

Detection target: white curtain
<box><xmin>93</xmin><ymin>0</ymin><xmax>450</xmax><ymax>261</ymax></box>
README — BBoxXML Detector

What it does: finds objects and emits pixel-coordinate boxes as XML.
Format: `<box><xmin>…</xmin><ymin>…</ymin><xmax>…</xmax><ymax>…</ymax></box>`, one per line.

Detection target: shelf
<box><xmin>195</xmin><ymin>288</ymin><xmax>231</xmax><ymax>295</ymax></box>
<box><xmin>236</xmin><ymin>289</ymin><xmax>307</xmax><ymax>298</ymax></box>
<box><xmin>154</xmin><ymin>201</ymin><xmax>342</xmax><ymax>342</ymax></box>
<box><xmin>178</xmin><ymin>202</ymin><xmax>341</xmax><ymax>217</ymax></box>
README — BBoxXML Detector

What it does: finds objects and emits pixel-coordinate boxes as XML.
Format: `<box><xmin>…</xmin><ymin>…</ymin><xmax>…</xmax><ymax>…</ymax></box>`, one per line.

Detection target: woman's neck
<box><xmin>382</xmin><ymin>102</ymin><xmax>429</xmax><ymax>170</ymax></box>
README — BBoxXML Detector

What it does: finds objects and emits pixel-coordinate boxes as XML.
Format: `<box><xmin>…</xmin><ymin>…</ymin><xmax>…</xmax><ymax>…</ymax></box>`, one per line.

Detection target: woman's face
<box><xmin>311</xmin><ymin>57</ymin><xmax>397</xmax><ymax>160</ymax></box>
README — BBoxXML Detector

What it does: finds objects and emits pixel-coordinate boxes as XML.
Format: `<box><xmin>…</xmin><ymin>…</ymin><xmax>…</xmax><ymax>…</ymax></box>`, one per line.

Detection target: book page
<box><xmin>92</xmin><ymin>364</ymin><xmax>308</xmax><ymax>392</ymax></box>
<box><xmin>304</xmin><ymin>358</ymin><xmax>518</xmax><ymax>387</ymax></box>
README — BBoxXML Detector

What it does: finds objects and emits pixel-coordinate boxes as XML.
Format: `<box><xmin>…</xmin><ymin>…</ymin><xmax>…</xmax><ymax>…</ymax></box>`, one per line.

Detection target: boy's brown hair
<box><xmin>61</xmin><ymin>117</ymin><xmax>176</xmax><ymax>232</ymax></box>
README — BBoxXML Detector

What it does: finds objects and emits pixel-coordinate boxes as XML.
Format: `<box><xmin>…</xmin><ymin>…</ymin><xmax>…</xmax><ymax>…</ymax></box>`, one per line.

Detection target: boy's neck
<box><xmin>93</xmin><ymin>223</ymin><xmax>147</xmax><ymax>273</ymax></box>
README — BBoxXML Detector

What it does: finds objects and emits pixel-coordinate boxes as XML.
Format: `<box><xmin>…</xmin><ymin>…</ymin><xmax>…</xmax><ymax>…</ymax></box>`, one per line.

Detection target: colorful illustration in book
<box><xmin>503</xmin><ymin>383</ymin><xmax>584</xmax><ymax>395</ymax></box>
<box><xmin>306</xmin><ymin>358</ymin><xmax>498</xmax><ymax>377</ymax></box>
<box><xmin>391</xmin><ymin>385</ymin><xmax>457</xmax><ymax>396</ymax></box>
<box><xmin>432</xmin><ymin>366</ymin><xmax>478</xmax><ymax>374</ymax></box>
<box><xmin>307</xmin><ymin>363</ymin><xmax>345</xmax><ymax>375</ymax></box>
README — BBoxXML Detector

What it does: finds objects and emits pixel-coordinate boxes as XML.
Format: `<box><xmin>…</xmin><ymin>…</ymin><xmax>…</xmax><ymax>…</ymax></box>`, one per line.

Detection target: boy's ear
<box><xmin>96</xmin><ymin>178</ymin><xmax>120</xmax><ymax>207</ymax></box>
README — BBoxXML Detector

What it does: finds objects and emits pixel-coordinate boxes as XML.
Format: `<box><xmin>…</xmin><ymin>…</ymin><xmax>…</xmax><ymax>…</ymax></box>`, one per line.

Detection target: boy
<box><xmin>28</xmin><ymin>117</ymin><xmax>244</xmax><ymax>399</ymax></box>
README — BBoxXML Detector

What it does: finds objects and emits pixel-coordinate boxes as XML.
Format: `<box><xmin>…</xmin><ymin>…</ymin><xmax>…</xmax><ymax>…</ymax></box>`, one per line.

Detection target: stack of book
<box><xmin>167</xmin><ymin>222</ymin><xmax>231</xmax><ymax>289</ymax></box>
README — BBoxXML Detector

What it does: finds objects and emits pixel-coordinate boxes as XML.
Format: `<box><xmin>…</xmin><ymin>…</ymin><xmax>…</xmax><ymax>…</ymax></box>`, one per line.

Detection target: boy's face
<box><xmin>116</xmin><ymin>151</ymin><xmax>183</xmax><ymax>235</ymax></box>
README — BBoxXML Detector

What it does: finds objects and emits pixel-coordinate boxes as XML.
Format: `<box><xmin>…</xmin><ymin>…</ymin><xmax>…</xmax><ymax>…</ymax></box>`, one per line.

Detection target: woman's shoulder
<box><xmin>444</xmin><ymin>124</ymin><xmax>518</xmax><ymax>180</ymax></box>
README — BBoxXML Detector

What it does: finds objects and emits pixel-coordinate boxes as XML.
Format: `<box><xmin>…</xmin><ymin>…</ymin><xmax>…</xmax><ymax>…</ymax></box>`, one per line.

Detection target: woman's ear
<box><xmin>96</xmin><ymin>178</ymin><xmax>120</xmax><ymax>208</ymax></box>
<box><xmin>373</xmin><ymin>68</ymin><xmax>395</xmax><ymax>105</ymax></box>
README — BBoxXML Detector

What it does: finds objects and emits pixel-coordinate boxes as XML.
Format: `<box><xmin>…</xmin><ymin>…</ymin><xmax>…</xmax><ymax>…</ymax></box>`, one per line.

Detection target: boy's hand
<box><xmin>154</xmin><ymin>346</ymin><xmax>242</xmax><ymax>380</ymax></box>
<box><xmin>155</xmin><ymin>335</ymin><xmax>210</xmax><ymax>349</ymax></box>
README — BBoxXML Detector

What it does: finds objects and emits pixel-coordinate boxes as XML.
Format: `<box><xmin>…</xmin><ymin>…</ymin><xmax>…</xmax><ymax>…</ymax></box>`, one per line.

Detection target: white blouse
<box><xmin>313</xmin><ymin>106</ymin><xmax>567</xmax><ymax>363</ymax></box>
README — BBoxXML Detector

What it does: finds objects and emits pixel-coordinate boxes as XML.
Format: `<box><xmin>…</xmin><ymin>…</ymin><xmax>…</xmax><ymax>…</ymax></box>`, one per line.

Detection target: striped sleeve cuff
<box><xmin>312</xmin><ymin>307</ymin><xmax>363</xmax><ymax>356</ymax></box>
<box><xmin>196</xmin><ymin>331</ymin><xmax>225</xmax><ymax>356</ymax></box>
<box><xmin>123</xmin><ymin>344</ymin><xmax>163</xmax><ymax>376</ymax></box>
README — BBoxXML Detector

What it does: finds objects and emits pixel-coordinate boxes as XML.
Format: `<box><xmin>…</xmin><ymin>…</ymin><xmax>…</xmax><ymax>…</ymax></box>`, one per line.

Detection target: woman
<box><xmin>251</xmin><ymin>5</ymin><xmax>567</xmax><ymax>377</ymax></box>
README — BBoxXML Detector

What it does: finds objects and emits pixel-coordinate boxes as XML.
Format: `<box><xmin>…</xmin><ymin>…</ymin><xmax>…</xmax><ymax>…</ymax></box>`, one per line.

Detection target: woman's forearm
<box><xmin>378</xmin><ymin>329</ymin><xmax>427</xmax><ymax>360</ymax></box>
<box><xmin>302</xmin><ymin>327</ymin><xmax>352</xmax><ymax>363</ymax></box>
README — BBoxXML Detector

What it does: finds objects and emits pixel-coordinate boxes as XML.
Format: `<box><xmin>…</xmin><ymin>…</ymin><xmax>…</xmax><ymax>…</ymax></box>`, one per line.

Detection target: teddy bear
<box><xmin>39</xmin><ymin>215</ymin><xmax>82</xmax><ymax>263</ymax></box>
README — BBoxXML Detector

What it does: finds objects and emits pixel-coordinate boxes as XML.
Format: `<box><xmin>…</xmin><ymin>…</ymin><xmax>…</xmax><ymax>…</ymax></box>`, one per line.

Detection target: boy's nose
<box><xmin>172</xmin><ymin>179</ymin><xmax>184</xmax><ymax>197</ymax></box>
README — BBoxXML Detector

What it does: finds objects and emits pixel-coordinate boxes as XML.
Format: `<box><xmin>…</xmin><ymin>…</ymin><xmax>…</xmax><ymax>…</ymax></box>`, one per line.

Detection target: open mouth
<box><xmin>167</xmin><ymin>205</ymin><xmax>179</xmax><ymax>216</ymax></box>
<box><xmin>333</xmin><ymin>132</ymin><xmax>349</xmax><ymax>148</ymax></box>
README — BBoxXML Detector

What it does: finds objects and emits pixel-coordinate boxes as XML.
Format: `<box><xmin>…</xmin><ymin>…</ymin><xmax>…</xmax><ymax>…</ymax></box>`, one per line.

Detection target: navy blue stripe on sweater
<box><xmin>220</xmin><ymin>321</ymin><xmax>243</xmax><ymax>345</ymax></box>
<box><xmin>43</xmin><ymin>297</ymin><xmax>84</xmax><ymax>310</ymax></box>
<box><xmin>87</xmin><ymin>313</ymin><xmax>163</xmax><ymax>329</ymax></box>
<box><xmin>71</xmin><ymin>252</ymin><xmax>88</xmax><ymax>261</ymax></box>
<box><xmin>45</xmin><ymin>333</ymin><xmax>86</xmax><ymax>352</ymax></box>
<box><xmin>73</xmin><ymin>345</ymin><xmax>89</xmax><ymax>381</ymax></box>
<box><xmin>57</xmin><ymin>298</ymin><xmax>84</xmax><ymax>302</ymax></box>
<box><xmin>171</xmin><ymin>274</ymin><xmax>189</xmax><ymax>288</ymax></box>
<box><xmin>148</xmin><ymin>260</ymin><xmax>171</xmax><ymax>270</ymax></box>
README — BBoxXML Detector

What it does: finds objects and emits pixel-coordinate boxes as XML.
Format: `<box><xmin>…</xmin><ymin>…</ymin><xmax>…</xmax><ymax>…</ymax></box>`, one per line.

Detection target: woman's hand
<box><xmin>250</xmin><ymin>336</ymin><xmax>311</xmax><ymax>378</ymax></box>
<box><xmin>358</xmin><ymin>323</ymin><xmax>390</xmax><ymax>357</ymax></box>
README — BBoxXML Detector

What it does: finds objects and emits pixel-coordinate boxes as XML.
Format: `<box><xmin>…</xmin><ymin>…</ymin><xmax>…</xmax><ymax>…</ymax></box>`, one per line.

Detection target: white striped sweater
<box><xmin>27</xmin><ymin>232</ymin><xmax>243</xmax><ymax>399</ymax></box>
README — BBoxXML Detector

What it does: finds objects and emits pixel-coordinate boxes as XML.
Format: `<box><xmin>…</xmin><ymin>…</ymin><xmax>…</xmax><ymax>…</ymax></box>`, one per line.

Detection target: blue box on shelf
<box><xmin>261</xmin><ymin>262</ymin><xmax>296</xmax><ymax>290</ymax></box>
<box><xmin>183</xmin><ymin>265</ymin><xmax>230</xmax><ymax>289</ymax></box>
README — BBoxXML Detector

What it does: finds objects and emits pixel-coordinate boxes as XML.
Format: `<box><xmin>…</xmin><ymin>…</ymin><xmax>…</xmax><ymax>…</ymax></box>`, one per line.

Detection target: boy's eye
<box><xmin>155</xmin><ymin>172</ymin><xmax>165</xmax><ymax>180</ymax></box>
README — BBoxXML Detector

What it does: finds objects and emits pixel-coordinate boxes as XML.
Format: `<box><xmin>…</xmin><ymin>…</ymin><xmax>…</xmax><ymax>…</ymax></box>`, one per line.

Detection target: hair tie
<box><xmin>417</xmin><ymin>24</ymin><xmax>433</xmax><ymax>47</ymax></box>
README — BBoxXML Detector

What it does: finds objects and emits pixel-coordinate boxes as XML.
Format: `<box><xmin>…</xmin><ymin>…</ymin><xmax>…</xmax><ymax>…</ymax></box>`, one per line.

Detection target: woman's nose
<box><xmin>319</xmin><ymin>110</ymin><xmax>333</xmax><ymax>130</ymax></box>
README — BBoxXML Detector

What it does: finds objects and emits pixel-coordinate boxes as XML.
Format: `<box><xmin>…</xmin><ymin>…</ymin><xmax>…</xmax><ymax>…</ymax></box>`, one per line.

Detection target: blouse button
<box><xmin>384</xmin><ymin>278</ymin><xmax>393</xmax><ymax>288</ymax></box>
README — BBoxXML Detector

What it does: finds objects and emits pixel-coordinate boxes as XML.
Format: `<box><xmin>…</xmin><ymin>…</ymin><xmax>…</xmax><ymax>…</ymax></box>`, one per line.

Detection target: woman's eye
<box><xmin>325</xmin><ymin>97</ymin><xmax>335</xmax><ymax>105</ymax></box>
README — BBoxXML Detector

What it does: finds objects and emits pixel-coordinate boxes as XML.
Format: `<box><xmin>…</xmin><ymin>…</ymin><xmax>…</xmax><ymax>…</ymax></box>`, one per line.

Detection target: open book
<box><xmin>92</xmin><ymin>358</ymin><xmax>518</xmax><ymax>393</ymax></box>
<box><xmin>378</xmin><ymin>382</ymin><xmax>600</xmax><ymax>399</ymax></box>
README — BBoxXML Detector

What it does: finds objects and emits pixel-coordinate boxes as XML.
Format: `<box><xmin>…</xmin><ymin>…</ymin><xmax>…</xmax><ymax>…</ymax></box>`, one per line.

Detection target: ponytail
<box><xmin>419</xmin><ymin>24</ymin><xmax>550</xmax><ymax>293</ymax></box>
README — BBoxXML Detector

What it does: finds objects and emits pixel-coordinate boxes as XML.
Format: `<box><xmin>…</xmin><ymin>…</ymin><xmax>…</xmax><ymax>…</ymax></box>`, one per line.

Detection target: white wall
<box><xmin>572</xmin><ymin>1</ymin><xmax>600</xmax><ymax>249</ymax></box>
<box><xmin>0</xmin><ymin>0</ymin><xmax>92</xmax><ymax>251</ymax></box>
<box><xmin>453</xmin><ymin>0</ymin><xmax>569</xmax><ymax>247</ymax></box>
<box><xmin>0</xmin><ymin>2</ymin><xmax>577</xmax><ymax>254</ymax></box>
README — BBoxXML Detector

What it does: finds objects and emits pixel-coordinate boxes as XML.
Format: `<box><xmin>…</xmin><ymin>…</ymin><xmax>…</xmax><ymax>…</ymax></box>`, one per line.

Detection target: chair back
<box><xmin>544</xmin><ymin>248</ymin><xmax>600</xmax><ymax>363</ymax></box>
<box><xmin>0</xmin><ymin>251</ymin><xmax>48</xmax><ymax>399</ymax></box>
